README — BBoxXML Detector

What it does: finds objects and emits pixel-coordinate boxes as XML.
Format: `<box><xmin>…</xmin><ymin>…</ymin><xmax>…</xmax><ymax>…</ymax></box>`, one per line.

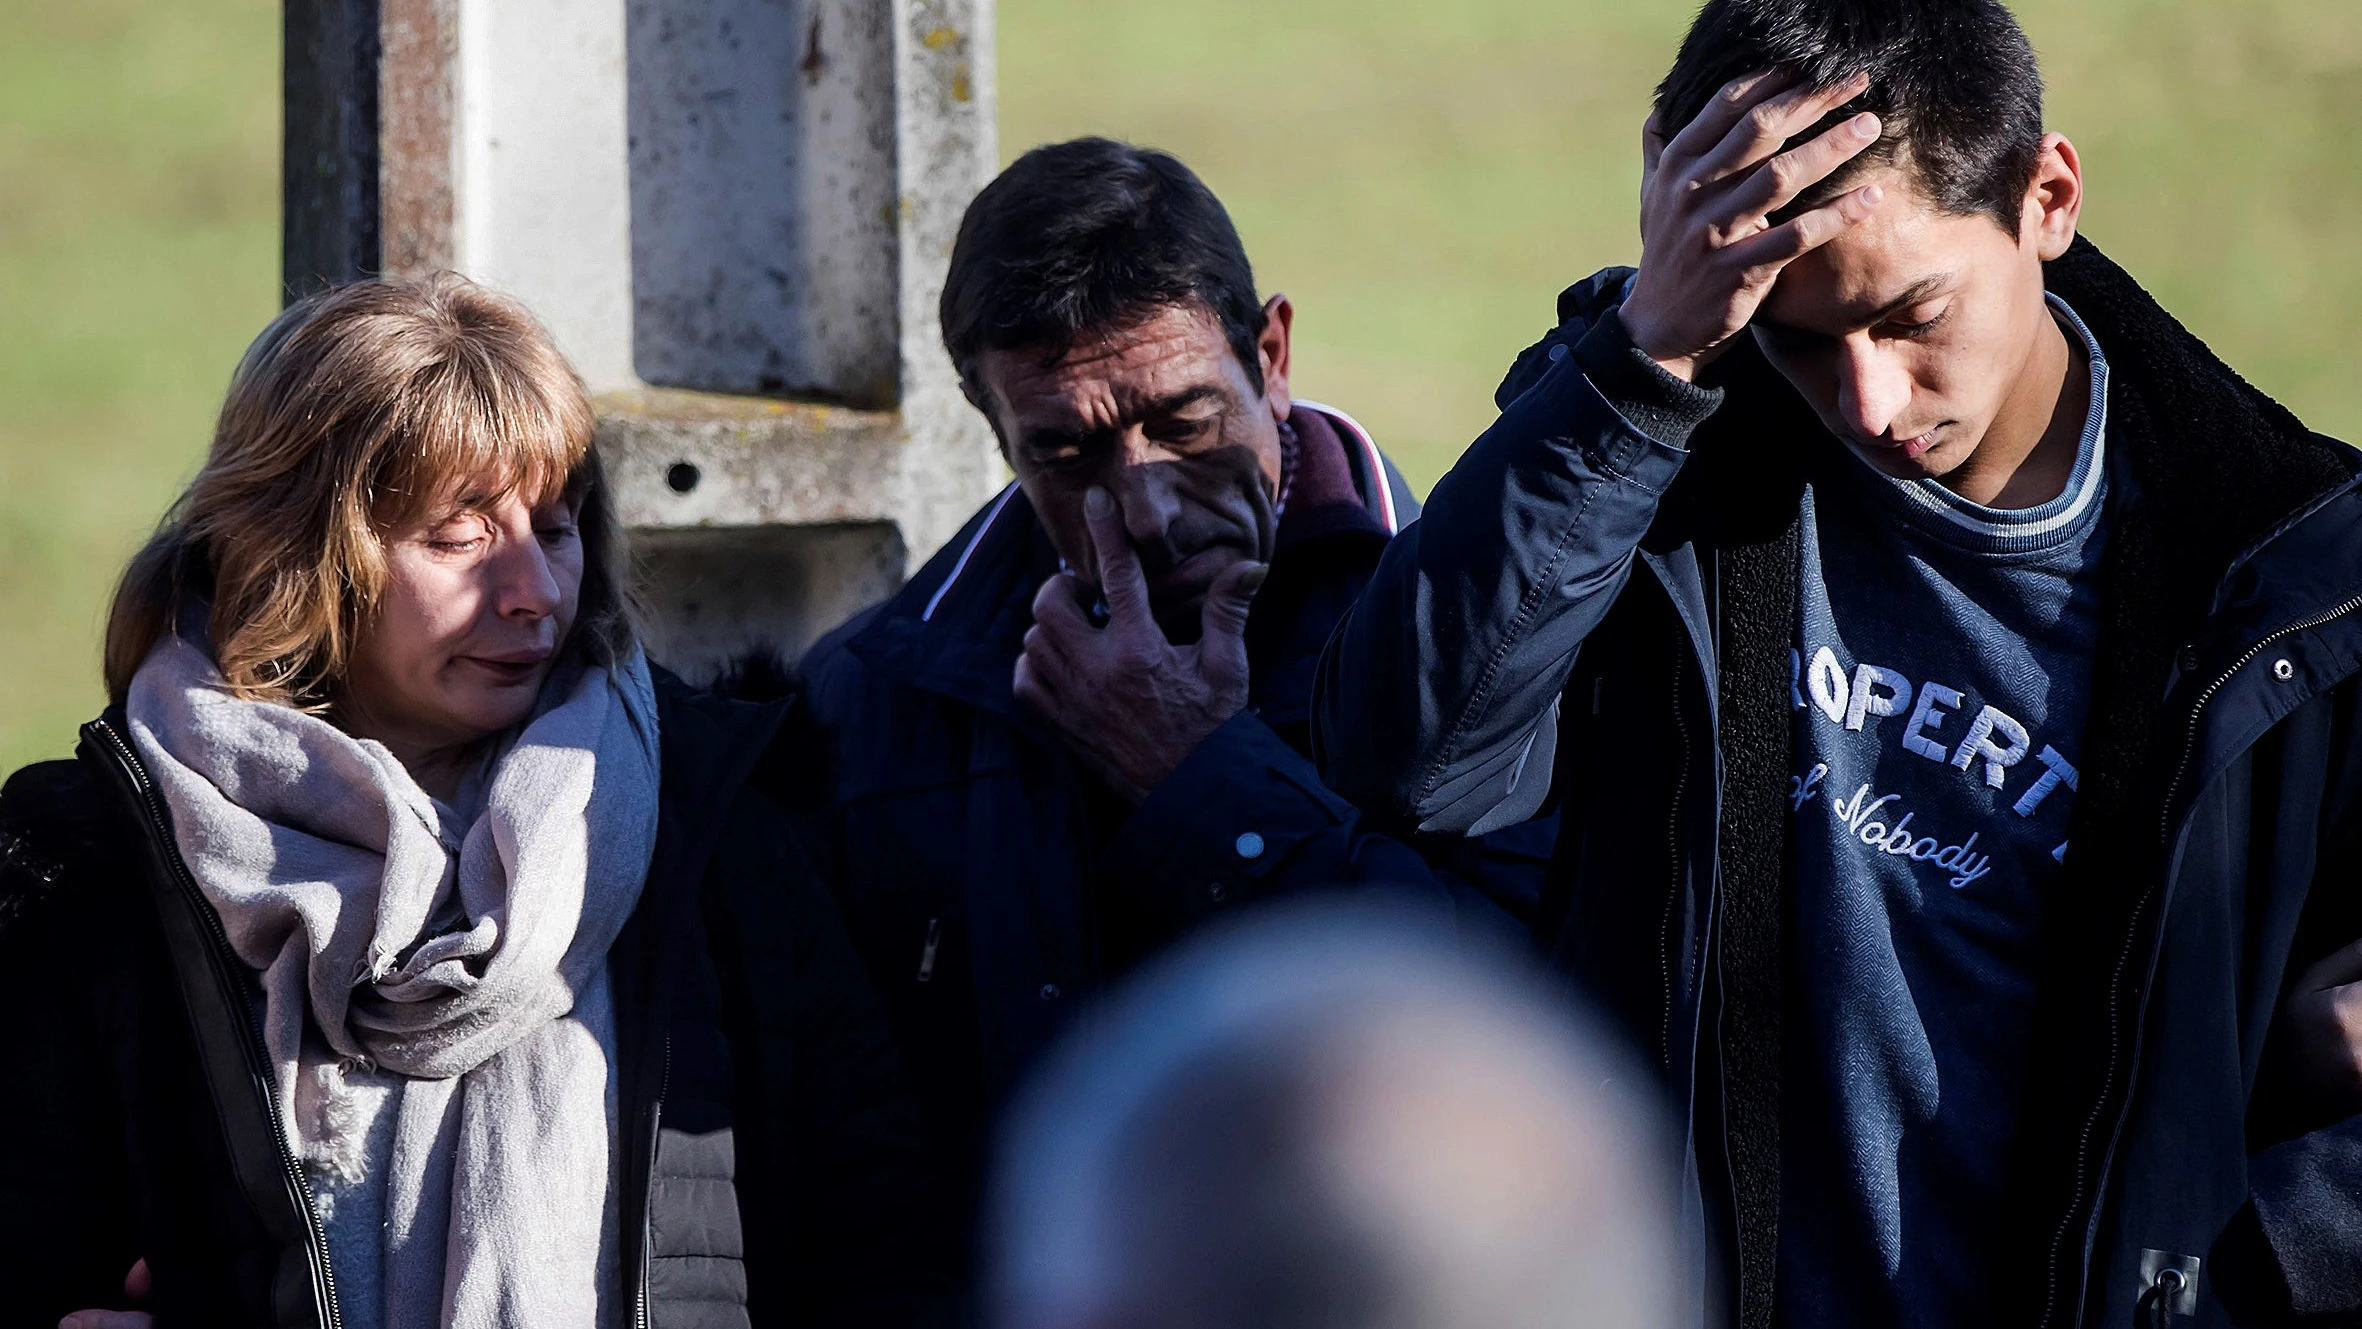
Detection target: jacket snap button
<box><xmin>2274</xmin><ymin>658</ymin><xmax>2296</xmax><ymax>681</ymax></box>
<box><xmin>2178</xmin><ymin>645</ymin><xmax>2200</xmax><ymax>673</ymax></box>
<box><xmin>1549</xmin><ymin>342</ymin><xmax>1571</xmax><ymax>363</ymax></box>
<box><xmin>1208</xmin><ymin>883</ymin><xmax>1228</xmax><ymax>903</ymax></box>
<box><xmin>1039</xmin><ymin>984</ymin><xmax>1062</xmax><ymax>1001</ymax></box>
<box><xmin>1235</xmin><ymin>832</ymin><xmax>1266</xmax><ymax>860</ymax></box>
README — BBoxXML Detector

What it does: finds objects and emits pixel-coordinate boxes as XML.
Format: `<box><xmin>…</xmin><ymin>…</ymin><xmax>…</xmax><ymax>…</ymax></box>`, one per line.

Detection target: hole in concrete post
<box><xmin>666</xmin><ymin>462</ymin><xmax>702</xmax><ymax>494</ymax></box>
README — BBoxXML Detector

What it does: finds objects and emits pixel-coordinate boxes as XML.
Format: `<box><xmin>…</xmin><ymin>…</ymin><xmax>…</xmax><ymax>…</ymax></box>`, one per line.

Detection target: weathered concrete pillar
<box><xmin>285</xmin><ymin>0</ymin><xmax>1005</xmax><ymax>680</ymax></box>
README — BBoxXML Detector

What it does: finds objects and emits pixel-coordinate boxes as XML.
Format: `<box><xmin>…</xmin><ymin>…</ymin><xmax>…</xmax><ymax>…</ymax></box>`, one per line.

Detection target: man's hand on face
<box><xmin>1622</xmin><ymin>69</ymin><xmax>1887</xmax><ymax>383</ymax></box>
<box><xmin>1015</xmin><ymin>487</ymin><xmax>1267</xmax><ymax>804</ymax></box>
<box><xmin>2283</xmin><ymin>939</ymin><xmax>2362</xmax><ymax>1117</ymax></box>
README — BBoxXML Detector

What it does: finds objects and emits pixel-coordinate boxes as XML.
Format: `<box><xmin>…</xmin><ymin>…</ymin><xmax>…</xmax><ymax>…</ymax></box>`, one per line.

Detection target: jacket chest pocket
<box><xmin>836</xmin><ymin>791</ymin><xmax>973</xmax><ymax>932</ymax></box>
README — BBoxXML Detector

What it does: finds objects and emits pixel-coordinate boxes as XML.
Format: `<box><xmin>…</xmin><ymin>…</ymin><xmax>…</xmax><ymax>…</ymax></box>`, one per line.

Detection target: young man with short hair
<box><xmin>1316</xmin><ymin>2</ymin><xmax>2362</xmax><ymax>1324</ymax></box>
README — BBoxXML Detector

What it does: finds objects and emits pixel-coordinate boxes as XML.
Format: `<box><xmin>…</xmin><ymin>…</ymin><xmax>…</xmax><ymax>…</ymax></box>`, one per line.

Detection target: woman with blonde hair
<box><xmin>0</xmin><ymin>276</ymin><xmax>940</xmax><ymax>1329</ymax></box>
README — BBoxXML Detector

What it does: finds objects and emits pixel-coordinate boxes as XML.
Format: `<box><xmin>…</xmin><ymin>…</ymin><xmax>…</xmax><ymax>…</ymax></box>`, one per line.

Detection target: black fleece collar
<box><xmin>2044</xmin><ymin>237</ymin><xmax>2358</xmax><ymax>586</ymax></box>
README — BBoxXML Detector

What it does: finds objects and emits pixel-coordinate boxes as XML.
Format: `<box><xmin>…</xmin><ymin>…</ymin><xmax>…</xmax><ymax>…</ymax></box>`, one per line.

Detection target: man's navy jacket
<box><xmin>1314</xmin><ymin>239</ymin><xmax>2362</xmax><ymax>1329</ymax></box>
<box><xmin>772</xmin><ymin>403</ymin><xmax>1553</xmax><ymax>1262</ymax></box>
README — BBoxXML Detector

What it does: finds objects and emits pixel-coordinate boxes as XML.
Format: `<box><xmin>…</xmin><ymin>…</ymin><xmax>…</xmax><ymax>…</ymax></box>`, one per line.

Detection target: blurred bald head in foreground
<box><xmin>989</xmin><ymin>905</ymin><xmax>1691</xmax><ymax>1329</ymax></box>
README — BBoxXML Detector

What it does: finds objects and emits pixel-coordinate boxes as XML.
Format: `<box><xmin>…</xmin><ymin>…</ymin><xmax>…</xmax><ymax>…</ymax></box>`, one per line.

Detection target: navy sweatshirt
<box><xmin>1779</xmin><ymin>295</ymin><xmax>2110</xmax><ymax>1327</ymax></box>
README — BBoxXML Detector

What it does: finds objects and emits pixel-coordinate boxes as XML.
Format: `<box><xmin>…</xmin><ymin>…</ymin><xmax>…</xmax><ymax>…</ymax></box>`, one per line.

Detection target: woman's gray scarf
<box><xmin>127</xmin><ymin>630</ymin><xmax>661</xmax><ymax>1328</ymax></box>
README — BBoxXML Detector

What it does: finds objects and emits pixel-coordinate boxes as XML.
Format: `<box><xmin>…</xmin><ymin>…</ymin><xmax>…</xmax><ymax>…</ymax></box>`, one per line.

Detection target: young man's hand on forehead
<box><xmin>1623</xmin><ymin>69</ymin><xmax>1888</xmax><ymax>383</ymax></box>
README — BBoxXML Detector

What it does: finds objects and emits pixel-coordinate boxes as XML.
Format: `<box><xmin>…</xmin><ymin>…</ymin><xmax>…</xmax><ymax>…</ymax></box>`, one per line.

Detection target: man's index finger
<box><xmin>1083</xmin><ymin>487</ymin><xmax>1155</xmax><ymax>626</ymax></box>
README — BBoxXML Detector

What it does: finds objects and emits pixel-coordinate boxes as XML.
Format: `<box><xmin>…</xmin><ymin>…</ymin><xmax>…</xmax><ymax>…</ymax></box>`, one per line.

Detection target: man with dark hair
<box><xmin>1317</xmin><ymin>1</ymin><xmax>2362</xmax><ymax>1326</ymax></box>
<box><xmin>774</xmin><ymin>136</ymin><xmax>1548</xmax><ymax>1272</ymax></box>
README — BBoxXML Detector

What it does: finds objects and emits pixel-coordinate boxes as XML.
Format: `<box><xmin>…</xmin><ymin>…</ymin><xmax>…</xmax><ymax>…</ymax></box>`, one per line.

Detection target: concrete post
<box><xmin>284</xmin><ymin>0</ymin><xmax>1005</xmax><ymax>680</ymax></box>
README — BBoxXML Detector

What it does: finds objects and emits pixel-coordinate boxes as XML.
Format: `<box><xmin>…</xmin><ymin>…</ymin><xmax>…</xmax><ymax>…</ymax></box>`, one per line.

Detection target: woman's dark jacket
<box><xmin>1315</xmin><ymin>238</ymin><xmax>2362</xmax><ymax>1328</ymax></box>
<box><xmin>0</xmin><ymin>673</ymin><xmax>941</xmax><ymax>1329</ymax></box>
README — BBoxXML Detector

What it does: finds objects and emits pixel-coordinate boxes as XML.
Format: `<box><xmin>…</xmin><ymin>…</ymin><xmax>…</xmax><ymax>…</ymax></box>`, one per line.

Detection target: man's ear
<box><xmin>2024</xmin><ymin>133</ymin><xmax>2083</xmax><ymax>262</ymax></box>
<box><xmin>1257</xmin><ymin>294</ymin><xmax>1295</xmax><ymax>424</ymax></box>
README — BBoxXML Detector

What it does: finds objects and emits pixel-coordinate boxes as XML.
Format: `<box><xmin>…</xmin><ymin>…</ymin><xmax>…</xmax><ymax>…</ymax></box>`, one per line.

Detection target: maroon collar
<box><xmin>1276</xmin><ymin>403</ymin><xmax>1389</xmax><ymax>551</ymax></box>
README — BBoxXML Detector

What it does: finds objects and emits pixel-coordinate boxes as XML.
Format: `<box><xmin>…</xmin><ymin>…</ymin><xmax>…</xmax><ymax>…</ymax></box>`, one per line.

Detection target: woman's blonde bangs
<box><xmin>369</xmin><ymin>328</ymin><xmax>598</xmax><ymax>532</ymax></box>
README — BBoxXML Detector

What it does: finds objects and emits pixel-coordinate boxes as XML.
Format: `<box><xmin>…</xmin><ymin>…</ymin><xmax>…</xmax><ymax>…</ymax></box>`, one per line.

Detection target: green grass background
<box><xmin>3</xmin><ymin>0</ymin><xmax>2358</xmax><ymax>768</ymax></box>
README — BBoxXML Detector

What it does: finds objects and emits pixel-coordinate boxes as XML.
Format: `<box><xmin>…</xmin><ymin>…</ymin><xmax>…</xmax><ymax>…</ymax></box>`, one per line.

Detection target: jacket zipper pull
<box><xmin>2135</xmin><ymin>1251</ymin><xmax>2199</xmax><ymax>1326</ymax></box>
<box><xmin>917</xmin><ymin>917</ymin><xmax>942</xmax><ymax>982</ymax></box>
<box><xmin>638</xmin><ymin>1033</ymin><xmax>671</xmax><ymax>1329</ymax></box>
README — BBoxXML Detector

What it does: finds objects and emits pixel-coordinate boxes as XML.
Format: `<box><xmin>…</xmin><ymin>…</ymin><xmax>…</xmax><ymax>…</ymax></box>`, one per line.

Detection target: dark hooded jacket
<box><xmin>775</xmin><ymin>404</ymin><xmax>1556</xmax><ymax>1265</ymax></box>
<box><xmin>1315</xmin><ymin>239</ymin><xmax>2362</xmax><ymax>1329</ymax></box>
<box><xmin>0</xmin><ymin>673</ymin><xmax>942</xmax><ymax>1329</ymax></box>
